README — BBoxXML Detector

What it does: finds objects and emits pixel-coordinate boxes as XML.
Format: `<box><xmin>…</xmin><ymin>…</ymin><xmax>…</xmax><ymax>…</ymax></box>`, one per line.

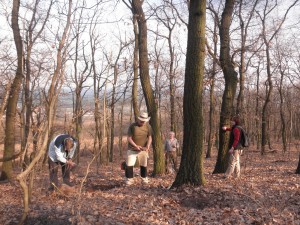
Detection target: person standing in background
<box><xmin>164</xmin><ymin>131</ymin><xmax>179</xmax><ymax>174</ymax></box>
<box><xmin>222</xmin><ymin>116</ymin><xmax>243</xmax><ymax>179</ymax></box>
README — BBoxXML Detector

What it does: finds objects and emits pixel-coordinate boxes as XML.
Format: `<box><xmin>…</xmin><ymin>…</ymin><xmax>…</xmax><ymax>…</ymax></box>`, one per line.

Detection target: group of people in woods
<box><xmin>47</xmin><ymin>112</ymin><xmax>245</xmax><ymax>190</ymax></box>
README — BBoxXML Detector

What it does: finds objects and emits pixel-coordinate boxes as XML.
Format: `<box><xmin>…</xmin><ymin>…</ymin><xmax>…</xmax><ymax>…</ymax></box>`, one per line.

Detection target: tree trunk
<box><xmin>132</xmin><ymin>0</ymin><xmax>164</xmax><ymax>175</ymax></box>
<box><xmin>258</xmin><ymin>0</ymin><xmax>297</xmax><ymax>155</ymax></box>
<box><xmin>17</xmin><ymin>0</ymin><xmax>72</xmax><ymax>222</ymax></box>
<box><xmin>261</xmin><ymin>44</ymin><xmax>272</xmax><ymax>155</ymax></box>
<box><xmin>167</xmin><ymin>27</ymin><xmax>176</xmax><ymax>134</ymax></box>
<box><xmin>22</xmin><ymin>43</ymin><xmax>33</xmax><ymax>169</ymax></box>
<box><xmin>255</xmin><ymin>65</ymin><xmax>261</xmax><ymax>150</ymax></box>
<box><xmin>213</xmin><ymin>0</ymin><xmax>238</xmax><ymax>174</ymax></box>
<box><xmin>172</xmin><ymin>0</ymin><xmax>206</xmax><ymax>187</ymax></box>
<box><xmin>89</xmin><ymin>23</ymin><xmax>104</xmax><ymax>170</ymax></box>
<box><xmin>235</xmin><ymin>0</ymin><xmax>258</xmax><ymax>117</ymax></box>
<box><xmin>279</xmin><ymin>69</ymin><xmax>287</xmax><ymax>153</ymax></box>
<box><xmin>110</xmin><ymin>66</ymin><xmax>117</xmax><ymax>162</ymax></box>
<box><xmin>22</xmin><ymin>0</ymin><xmax>53</xmax><ymax>169</ymax></box>
<box><xmin>0</xmin><ymin>82</ymin><xmax>11</xmax><ymax>123</ymax></box>
<box><xmin>0</xmin><ymin>0</ymin><xmax>24</xmax><ymax>181</ymax></box>
<box><xmin>74</xmin><ymin>85</ymin><xmax>83</xmax><ymax>163</ymax></box>
<box><xmin>132</xmin><ymin>15</ymin><xmax>139</xmax><ymax>121</ymax></box>
<box><xmin>119</xmin><ymin>93</ymin><xmax>126</xmax><ymax>157</ymax></box>
<box><xmin>206</xmin><ymin>17</ymin><xmax>218</xmax><ymax>159</ymax></box>
<box><xmin>103</xmin><ymin>80</ymin><xmax>108</xmax><ymax>164</ymax></box>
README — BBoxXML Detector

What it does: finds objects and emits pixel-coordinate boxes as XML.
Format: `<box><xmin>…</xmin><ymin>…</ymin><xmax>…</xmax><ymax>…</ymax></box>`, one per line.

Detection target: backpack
<box><xmin>237</xmin><ymin>126</ymin><xmax>249</xmax><ymax>148</ymax></box>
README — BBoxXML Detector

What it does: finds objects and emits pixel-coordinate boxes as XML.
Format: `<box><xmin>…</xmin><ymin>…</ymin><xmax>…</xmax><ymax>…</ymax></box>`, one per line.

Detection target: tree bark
<box><xmin>132</xmin><ymin>15</ymin><xmax>139</xmax><ymax>121</ymax></box>
<box><xmin>0</xmin><ymin>81</ymin><xmax>11</xmax><ymax>129</ymax></box>
<box><xmin>132</xmin><ymin>0</ymin><xmax>164</xmax><ymax>175</ymax></box>
<box><xmin>0</xmin><ymin>0</ymin><xmax>24</xmax><ymax>181</ymax></box>
<box><xmin>89</xmin><ymin>13</ymin><xmax>104</xmax><ymax>169</ymax></box>
<box><xmin>206</xmin><ymin>16</ymin><xmax>218</xmax><ymax>159</ymax></box>
<box><xmin>258</xmin><ymin>0</ymin><xmax>298</xmax><ymax>155</ymax></box>
<box><xmin>17</xmin><ymin>0</ymin><xmax>72</xmax><ymax>222</ymax></box>
<box><xmin>213</xmin><ymin>0</ymin><xmax>238</xmax><ymax>174</ymax></box>
<box><xmin>236</xmin><ymin>0</ymin><xmax>258</xmax><ymax>117</ymax></box>
<box><xmin>22</xmin><ymin>0</ymin><xmax>53</xmax><ymax>169</ymax></box>
<box><xmin>172</xmin><ymin>0</ymin><xmax>206</xmax><ymax>187</ymax></box>
<box><xmin>110</xmin><ymin>65</ymin><xmax>118</xmax><ymax>162</ymax></box>
<box><xmin>279</xmin><ymin>65</ymin><xmax>287</xmax><ymax>153</ymax></box>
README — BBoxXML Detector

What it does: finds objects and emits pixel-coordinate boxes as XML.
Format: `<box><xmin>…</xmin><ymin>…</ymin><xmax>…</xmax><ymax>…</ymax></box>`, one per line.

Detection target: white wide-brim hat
<box><xmin>138</xmin><ymin>112</ymin><xmax>150</xmax><ymax>122</ymax></box>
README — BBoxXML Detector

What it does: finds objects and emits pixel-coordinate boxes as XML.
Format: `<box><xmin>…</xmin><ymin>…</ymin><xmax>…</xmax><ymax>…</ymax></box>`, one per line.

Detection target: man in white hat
<box><xmin>125</xmin><ymin>112</ymin><xmax>153</xmax><ymax>185</ymax></box>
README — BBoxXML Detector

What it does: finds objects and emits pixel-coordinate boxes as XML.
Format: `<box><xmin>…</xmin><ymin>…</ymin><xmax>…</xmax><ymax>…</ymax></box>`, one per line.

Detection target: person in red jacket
<box><xmin>222</xmin><ymin>116</ymin><xmax>243</xmax><ymax>178</ymax></box>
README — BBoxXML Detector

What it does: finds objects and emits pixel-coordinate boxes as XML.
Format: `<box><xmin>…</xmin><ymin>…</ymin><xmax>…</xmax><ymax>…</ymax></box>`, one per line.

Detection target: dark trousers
<box><xmin>48</xmin><ymin>157</ymin><xmax>71</xmax><ymax>187</ymax></box>
<box><xmin>125</xmin><ymin>166</ymin><xmax>147</xmax><ymax>178</ymax></box>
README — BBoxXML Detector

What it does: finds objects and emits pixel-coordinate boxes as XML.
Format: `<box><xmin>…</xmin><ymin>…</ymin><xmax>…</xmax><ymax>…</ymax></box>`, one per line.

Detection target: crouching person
<box><xmin>125</xmin><ymin>112</ymin><xmax>153</xmax><ymax>185</ymax></box>
<box><xmin>48</xmin><ymin>134</ymin><xmax>77</xmax><ymax>191</ymax></box>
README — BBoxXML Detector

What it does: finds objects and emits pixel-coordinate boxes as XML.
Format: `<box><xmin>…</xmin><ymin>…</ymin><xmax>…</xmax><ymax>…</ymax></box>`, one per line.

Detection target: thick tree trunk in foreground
<box><xmin>172</xmin><ymin>0</ymin><xmax>206</xmax><ymax>187</ymax></box>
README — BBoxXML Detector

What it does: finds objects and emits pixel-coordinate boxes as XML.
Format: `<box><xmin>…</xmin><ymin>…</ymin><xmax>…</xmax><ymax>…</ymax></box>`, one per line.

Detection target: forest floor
<box><xmin>0</xmin><ymin>145</ymin><xmax>299</xmax><ymax>225</ymax></box>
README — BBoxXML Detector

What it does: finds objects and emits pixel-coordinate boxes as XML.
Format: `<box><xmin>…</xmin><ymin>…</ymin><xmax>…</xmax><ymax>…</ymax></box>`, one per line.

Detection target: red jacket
<box><xmin>225</xmin><ymin>127</ymin><xmax>241</xmax><ymax>149</ymax></box>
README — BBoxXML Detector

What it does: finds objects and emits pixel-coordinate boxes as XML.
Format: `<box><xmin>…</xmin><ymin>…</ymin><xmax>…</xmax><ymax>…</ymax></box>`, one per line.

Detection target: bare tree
<box><xmin>205</xmin><ymin>8</ymin><xmax>220</xmax><ymax>158</ymax></box>
<box><xmin>122</xmin><ymin>0</ymin><xmax>140</xmax><ymax>121</ymax></box>
<box><xmin>256</xmin><ymin>0</ymin><xmax>298</xmax><ymax>155</ymax></box>
<box><xmin>0</xmin><ymin>81</ymin><xmax>11</xmax><ymax>126</ymax></box>
<box><xmin>132</xmin><ymin>7</ymin><xmax>140</xmax><ymax>120</ymax></box>
<box><xmin>16</xmin><ymin>0</ymin><xmax>73</xmax><ymax>223</ymax></box>
<box><xmin>22</xmin><ymin>0</ymin><xmax>54</xmax><ymax>169</ymax></box>
<box><xmin>131</xmin><ymin>0</ymin><xmax>165</xmax><ymax>175</ymax></box>
<box><xmin>151</xmin><ymin>2</ymin><xmax>178</xmax><ymax>134</ymax></box>
<box><xmin>88</xmin><ymin>3</ymin><xmax>107</xmax><ymax>167</ymax></box>
<box><xmin>235</xmin><ymin>0</ymin><xmax>259</xmax><ymax>117</ymax></box>
<box><xmin>107</xmin><ymin>41</ymin><xmax>131</xmax><ymax>162</ymax></box>
<box><xmin>213</xmin><ymin>0</ymin><xmax>238</xmax><ymax>174</ymax></box>
<box><xmin>172</xmin><ymin>0</ymin><xmax>206</xmax><ymax>187</ymax></box>
<box><xmin>273</xmin><ymin>35</ymin><xmax>290</xmax><ymax>153</ymax></box>
<box><xmin>0</xmin><ymin>0</ymin><xmax>24</xmax><ymax>181</ymax></box>
<box><xmin>69</xmin><ymin>3</ymin><xmax>92</xmax><ymax>164</ymax></box>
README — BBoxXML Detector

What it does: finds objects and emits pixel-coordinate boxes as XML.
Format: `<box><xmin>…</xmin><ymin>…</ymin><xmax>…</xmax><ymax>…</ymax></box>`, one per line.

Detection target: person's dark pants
<box><xmin>125</xmin><ymin>165</ymin><xmax>147</xmax><ymax>178</ymax></box>
<box><xmin>48</xmin><ymin>157</ymin><xmax>71</xmax><ymax>188</ymax></box>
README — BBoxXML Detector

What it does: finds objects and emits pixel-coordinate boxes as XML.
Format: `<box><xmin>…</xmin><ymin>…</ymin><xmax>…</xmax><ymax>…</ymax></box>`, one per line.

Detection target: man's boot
<box><xmin>141</xmin><ymin>166</ymin><xmax>149</xmax><ymax>184</ymax></box>
<box><xmin>125</xmin><ymin>166</ymin><xmax>134</xmax><ymax>185</ymax></box>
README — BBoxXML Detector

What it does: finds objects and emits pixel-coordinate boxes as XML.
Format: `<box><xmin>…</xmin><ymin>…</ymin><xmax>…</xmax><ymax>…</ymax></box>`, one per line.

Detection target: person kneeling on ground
<box><xmin>125</xmin><ymin>112</ymin><xmax>153</xmax><ymax>185</ymax></box>
<box><xmin>48</xmin><ymin>134</ymin><xmax>77</xmax><ymax>190</ymax></box>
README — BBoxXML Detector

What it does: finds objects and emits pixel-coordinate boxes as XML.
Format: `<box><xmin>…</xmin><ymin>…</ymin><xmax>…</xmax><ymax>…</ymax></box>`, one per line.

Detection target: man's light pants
<box><xmin>225</xmin><ymin>150</ymin><xmax>241</xmax><ymax>178</ymax></box>
<box><xmin>125</xmin><ymin>150</ymin><xmax>148</xmax><ymax>178</ymax></box>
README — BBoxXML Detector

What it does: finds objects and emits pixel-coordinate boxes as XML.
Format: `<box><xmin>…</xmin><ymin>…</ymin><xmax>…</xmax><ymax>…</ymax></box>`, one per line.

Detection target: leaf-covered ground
<box><xmin>1</xmin><ymin>146</ymin><xmax>299</xmax><ymax>225</ymax></box>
